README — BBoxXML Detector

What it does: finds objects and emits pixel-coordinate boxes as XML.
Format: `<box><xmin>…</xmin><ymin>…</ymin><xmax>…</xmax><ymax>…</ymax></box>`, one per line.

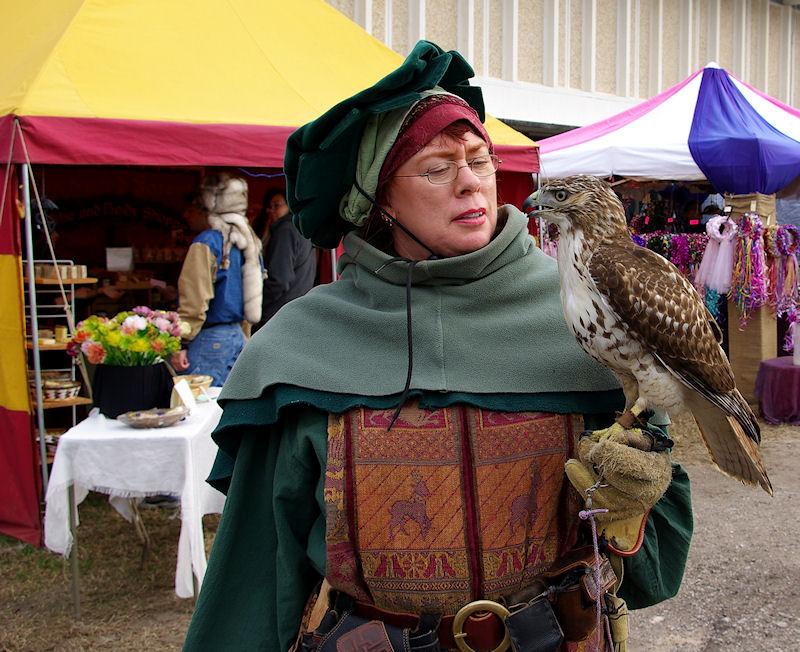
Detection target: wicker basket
<box><xmin>42</xmin><ymin>379</ymin><xmax>81</xmax><ymax>400</ymax></box>
<box><xmin>28</xmin><ymin>370</ymin><xmax>71</xmax><ymax>383</ymax></box>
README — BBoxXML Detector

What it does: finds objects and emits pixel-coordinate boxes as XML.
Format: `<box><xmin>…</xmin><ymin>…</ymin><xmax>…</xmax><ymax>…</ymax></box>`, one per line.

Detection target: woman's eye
<box><xmin>427</xmin><ymin>164</ymin><xmax>452</xmax><ymax>179</ymax></box>
<box><xmin>469</xmin><ymin>156</ymin><xmax>492</xmax><ymax>172</ymax></box>
<box><xmin>555</xmin><ymin>190</ymin><xmax>568</xmax><ymax>201</ymax></box>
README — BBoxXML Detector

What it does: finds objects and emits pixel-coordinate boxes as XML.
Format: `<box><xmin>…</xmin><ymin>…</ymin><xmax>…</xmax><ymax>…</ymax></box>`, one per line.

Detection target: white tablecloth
<box><xmin>44</xmin><ymin>397</ymin><xmax>225</xmax><ymax>598</ymax></box>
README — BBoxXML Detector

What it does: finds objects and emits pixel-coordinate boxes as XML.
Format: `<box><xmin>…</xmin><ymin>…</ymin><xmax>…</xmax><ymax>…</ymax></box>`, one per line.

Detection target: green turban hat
<box><xmin>283</xmin><ymin>40</ymin><xmax>485</xmax><ymax>249</ymax></box>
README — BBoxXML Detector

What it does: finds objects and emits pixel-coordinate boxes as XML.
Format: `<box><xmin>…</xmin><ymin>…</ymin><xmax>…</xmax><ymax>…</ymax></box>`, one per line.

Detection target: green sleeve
<box><xmin>619</xmin><ymin>462</ymin><xmax>693</xmax><ymax>609</ymax></box>
<box><xmin>183</xmin><ymin>408</ymin><xmax>328</xmax><ymax>651</ymax></box>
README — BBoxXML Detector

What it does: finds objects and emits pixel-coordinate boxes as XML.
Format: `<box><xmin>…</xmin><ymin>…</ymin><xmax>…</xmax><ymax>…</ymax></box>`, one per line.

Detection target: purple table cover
<box><xmin>754</xmin><ymin>356</ymin><xmax>800</xmax><ymax>425</ymax></box>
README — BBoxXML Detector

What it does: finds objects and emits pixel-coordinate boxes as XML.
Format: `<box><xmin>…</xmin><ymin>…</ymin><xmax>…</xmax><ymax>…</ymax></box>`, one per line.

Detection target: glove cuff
<box><xmin>603</xmin><ymin>510</ymin><xmax>649</xmax><ymax>556</ymax></box>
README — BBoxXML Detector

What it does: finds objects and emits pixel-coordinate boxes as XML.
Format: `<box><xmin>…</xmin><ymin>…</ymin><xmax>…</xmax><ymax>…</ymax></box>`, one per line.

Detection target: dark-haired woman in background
<box><xmin>252</xmin><ymin>187</ymin><xmax>316</xmax><ymax>331</ymax></box>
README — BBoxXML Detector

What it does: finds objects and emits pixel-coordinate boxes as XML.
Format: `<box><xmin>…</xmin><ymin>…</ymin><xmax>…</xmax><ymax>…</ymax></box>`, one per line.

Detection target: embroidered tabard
<box><xmin>324</xmin><ymin>402</ymin><xmax>584</xmax><ymax>615</ymax></box>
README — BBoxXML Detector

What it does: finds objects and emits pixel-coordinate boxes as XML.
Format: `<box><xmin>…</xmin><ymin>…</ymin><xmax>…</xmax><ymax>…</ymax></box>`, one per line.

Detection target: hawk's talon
<box><xmin>586</xmin><ymin>421</ymin><xmax>627</xmax><ymax>442</ymax></box>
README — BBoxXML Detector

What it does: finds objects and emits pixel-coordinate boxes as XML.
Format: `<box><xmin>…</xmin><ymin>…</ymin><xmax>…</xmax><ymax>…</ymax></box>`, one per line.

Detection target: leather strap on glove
<box><xmin>565</xmin><ymin>428</ymin><xmax>672</xmax><ymax>555</ymax></box>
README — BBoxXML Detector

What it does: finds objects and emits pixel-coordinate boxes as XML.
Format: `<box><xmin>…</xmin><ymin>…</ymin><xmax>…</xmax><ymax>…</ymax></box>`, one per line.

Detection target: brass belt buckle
<box><xmin>452</xmin><ymin>599</ymin><xmax>511</xmax><ymax>652</ymax></box>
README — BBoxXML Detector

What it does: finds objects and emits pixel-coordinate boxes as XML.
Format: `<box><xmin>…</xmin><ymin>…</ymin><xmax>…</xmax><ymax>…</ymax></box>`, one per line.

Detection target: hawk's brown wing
<box><xmin>588</xmin><ymin>240</ymin><xmax>759</xmax><ymax>443</ymax></box>
<box><xmin>589</xmin><ymin>242</ymin><xmax>731</xmax><ymax>387</ymax></box>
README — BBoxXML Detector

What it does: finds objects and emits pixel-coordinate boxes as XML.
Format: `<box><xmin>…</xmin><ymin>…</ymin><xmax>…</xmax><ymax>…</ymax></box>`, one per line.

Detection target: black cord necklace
<box><xmin>352</xmin><ymin>180</ymin><xmax>438</xmax><ymax>429</ymax></box>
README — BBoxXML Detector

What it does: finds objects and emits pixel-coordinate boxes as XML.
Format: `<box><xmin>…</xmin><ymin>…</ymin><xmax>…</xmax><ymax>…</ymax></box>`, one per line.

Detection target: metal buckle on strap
<box><xmin>452</xmin><ymin>600</ymin><xmax>511</xmax><ymax>652</ymax></box>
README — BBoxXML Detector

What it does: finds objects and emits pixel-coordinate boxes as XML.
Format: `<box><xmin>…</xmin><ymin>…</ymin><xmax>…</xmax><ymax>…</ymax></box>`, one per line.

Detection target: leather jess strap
<box><xmin>353</xmin><ymin>600</ymin><xmax>505</xmax><ymax>651</ymax></box>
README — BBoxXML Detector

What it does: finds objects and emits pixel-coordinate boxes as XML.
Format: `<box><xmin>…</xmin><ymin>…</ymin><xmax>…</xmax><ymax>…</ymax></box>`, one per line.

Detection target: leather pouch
<box><xmin>505</xmin><ymin>596</ymin><xmax>564</xmax><ymax>652</ymax></box>
<box><xmin>301</xmin><ymin>611</ymin><xmax>410</xmax><ymax>652</ymax></box>
<box><xmin>541</xmin><ymin>547</ymin><xmax>617</xmax><ymax>642</ymax></box>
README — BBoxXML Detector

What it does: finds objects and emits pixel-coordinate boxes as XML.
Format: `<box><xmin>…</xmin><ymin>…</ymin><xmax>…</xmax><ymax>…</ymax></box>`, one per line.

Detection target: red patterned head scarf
<box><xmin>379</xmin><ymin>94</ymin><xmax>492</xmax><ymax>185</ymax></box>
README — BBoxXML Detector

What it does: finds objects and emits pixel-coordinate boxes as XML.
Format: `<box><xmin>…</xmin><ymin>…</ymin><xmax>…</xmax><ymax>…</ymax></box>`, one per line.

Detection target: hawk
<box><xmin>524</xmin><ymin>176</ymin><xmax>772</xmax><ymax>494</ymax></box>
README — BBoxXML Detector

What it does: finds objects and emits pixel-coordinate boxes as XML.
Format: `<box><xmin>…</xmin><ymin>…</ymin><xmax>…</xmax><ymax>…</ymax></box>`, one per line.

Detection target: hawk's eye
<box><xmin>554</xmin><ymin>190</ymin><xmax>568</xmax><ymax>202</ymax></box>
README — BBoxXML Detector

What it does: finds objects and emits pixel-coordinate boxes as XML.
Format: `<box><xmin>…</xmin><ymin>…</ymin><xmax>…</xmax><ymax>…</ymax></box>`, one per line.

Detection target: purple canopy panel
<box><xmin>688</xmin><ymin>67</ymin><xmax>800</xmax><ymax>195</ymax></box>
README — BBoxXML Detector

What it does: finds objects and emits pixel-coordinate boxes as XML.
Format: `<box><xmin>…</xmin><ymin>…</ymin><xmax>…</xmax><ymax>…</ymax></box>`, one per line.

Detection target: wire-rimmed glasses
<box><xmin>394</xmin><ymin>155</ymin><xmax>502</xmax><ymax>185</ymax></box>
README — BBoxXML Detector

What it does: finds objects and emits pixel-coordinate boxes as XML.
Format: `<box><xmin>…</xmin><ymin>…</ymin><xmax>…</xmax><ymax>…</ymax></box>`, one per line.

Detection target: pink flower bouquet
<box><xmin>68</xmin><ymin>306</ymin><xmax>184</xmax><ymax>366</ymax></box>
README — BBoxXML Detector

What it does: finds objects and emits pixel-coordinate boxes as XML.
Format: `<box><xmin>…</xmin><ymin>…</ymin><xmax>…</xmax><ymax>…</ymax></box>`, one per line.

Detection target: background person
<box><xmin>171</xmin><ymin>174</ymin><xmax>263</xmax><ymax>386</ymax></box>
<box><xmin>254</xmin><ymin>187</ymin><xmax>316</xmax><ymax>330</ymax></box>
<box><xmin>251</xmin><ymin>187</ymin><xmax>283</xmax><ymax>247</ymax></box>
<box><xmin>184</xmin><ymin>42</ymin><xmax>692</xmax><ymax>652</ymax></box>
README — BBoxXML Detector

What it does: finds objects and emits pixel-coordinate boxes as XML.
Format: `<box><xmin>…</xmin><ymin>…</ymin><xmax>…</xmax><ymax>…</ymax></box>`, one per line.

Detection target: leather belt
<box><xmin>353</xmin><ymin>600</ymin><xmax>507</xmax><ymax>651</ymax></box>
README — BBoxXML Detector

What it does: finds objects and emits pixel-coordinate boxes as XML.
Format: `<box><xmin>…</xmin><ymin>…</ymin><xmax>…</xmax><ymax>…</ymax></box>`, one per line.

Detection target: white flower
<box><xmin>122</xmin><ymin>315</ymin><xmax>148</xmax><ymax>332</ymax></box>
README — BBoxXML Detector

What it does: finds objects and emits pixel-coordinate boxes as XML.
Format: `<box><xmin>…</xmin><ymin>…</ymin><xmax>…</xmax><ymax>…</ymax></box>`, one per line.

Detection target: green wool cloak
<box><xmin>183</xmin><ymin>207</ymin><xmax>692</xmax><ymax>651</ymax></box>
<box><xmin>219</xmin><ymin>206</ymin><xmax>620</xmax><ymax>404</ymax></box>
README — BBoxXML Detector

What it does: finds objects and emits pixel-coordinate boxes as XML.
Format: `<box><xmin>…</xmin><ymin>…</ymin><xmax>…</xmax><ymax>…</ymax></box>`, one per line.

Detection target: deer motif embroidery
<box><xmin>509</xmin><ymin>470</ymin><xmax>539</xmax><ymax>535</ymax></box>
<box><xmin>388</xmin><ymin>470</ymin><xmax>432</xmax><ymax>540</ymax></box>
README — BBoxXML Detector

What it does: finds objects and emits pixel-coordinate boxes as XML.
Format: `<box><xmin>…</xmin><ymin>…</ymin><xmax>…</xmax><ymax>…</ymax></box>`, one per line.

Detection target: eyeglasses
<box><xmin>394</xmin><ymin>155</ymin><xmax>502</xmax><ymax>185</ymax></box>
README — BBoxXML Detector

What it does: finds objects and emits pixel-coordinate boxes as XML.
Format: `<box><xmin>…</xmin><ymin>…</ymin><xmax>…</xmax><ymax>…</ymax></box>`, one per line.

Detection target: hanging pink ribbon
<box><xmin>731</xmin><ymin>212</ymin><xmax>768</xmax><ymax>327</ymax></box>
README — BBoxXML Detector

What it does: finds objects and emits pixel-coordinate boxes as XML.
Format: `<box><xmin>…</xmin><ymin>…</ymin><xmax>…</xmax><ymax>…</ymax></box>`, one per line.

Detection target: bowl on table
<box><xmin>174</xmin><ymin>374</ymin><xmax>213</xmax><ymax>397</ymax></box>
<box><xmin>117</xmin><ymin>406</ymin><xmax>189</xmax><ymax>429</ymax></box>
<box><xmin>170</xmin><ymin>374</ymin><xmax>214</xmax><ymax>407</ymax></box>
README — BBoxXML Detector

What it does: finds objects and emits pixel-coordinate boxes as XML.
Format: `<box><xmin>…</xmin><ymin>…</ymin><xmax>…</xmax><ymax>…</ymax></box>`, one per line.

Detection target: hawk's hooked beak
<box><xmin>522</xmin><ymin>190</ymin><xmax>540</xmax><ymax>217</ymax></box>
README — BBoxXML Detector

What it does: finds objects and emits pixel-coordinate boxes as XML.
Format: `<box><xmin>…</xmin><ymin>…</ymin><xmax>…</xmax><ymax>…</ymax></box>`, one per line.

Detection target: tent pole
<box><xmin>22</xmin><ymin>163</ymin><xmax>49</xmax><ymax>492</ymax></box>
<box><xmin>533</xmin><ymin>172</ymin><xmax>545</xmax><ymax>251</ymax></box>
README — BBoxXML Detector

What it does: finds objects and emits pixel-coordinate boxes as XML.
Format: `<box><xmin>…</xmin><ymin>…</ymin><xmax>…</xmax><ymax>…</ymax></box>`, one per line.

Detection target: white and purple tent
<box><xmin>539</xmin><ymin>63</ymin><xmax>800</xmax><ymax>195</ymax></box>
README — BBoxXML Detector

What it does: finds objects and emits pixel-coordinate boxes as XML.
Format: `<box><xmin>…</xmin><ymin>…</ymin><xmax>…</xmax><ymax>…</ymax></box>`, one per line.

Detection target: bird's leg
<box><xmin>616</xmin><ymin>399</ymin><xmax>646</xmax><ymax>429</ymax></box>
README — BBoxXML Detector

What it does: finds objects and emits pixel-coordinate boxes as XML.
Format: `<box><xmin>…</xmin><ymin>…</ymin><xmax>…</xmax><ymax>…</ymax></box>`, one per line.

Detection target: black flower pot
<box><xmin>92</xmin><ymin>363</ymin><xmax>174</xmax><ymax>418</ymax></box>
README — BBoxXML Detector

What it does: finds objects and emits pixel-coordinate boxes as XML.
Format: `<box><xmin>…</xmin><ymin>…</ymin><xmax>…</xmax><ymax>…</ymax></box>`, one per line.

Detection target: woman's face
<box><xmin>266</xmin><ymin>193</ymin><xmax>290</xmax><ymax>222</ymax></box>
<box><xmin>383</xmin><ymin>131</ymin><xmax>498</xmax><ymax>259</ymax></box>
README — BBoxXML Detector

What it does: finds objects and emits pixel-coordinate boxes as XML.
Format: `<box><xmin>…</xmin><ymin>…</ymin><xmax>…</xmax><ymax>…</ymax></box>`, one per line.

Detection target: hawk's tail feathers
<box><xmin>714</xmin><ymin>388</ymin><xmax>761</xmax><ymax>445</ymax></box>
<box><xmin>685</xmin><ymin>393</ymin><xmax>773</xmax><ymax>496</ymax></box>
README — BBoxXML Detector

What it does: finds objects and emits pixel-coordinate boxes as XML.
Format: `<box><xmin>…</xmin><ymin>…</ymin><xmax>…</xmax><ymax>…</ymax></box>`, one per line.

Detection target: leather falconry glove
<box><xmin>565</xmin><ymin>427</ymin><xmax>672</xmax><ymax>555</ymax></box>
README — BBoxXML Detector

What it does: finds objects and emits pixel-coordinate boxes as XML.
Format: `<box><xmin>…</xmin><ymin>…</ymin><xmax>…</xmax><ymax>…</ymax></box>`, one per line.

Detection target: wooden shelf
<box><xmin>113</xmin><ymin>281</ymin><xmax>153</xmax><ymax>290</ymax></box>
<box><xmin>26</xmin><ymin>340</ymin><xmax>69</xmax><ymax>350</ymax></box>
<box><xmin>35</xmin><ymin>396</ymin><xmax>93</xmax><ymax>409</ymax></box>
<box><xmin>25</xmin><ymin>277</ymin><xmax>98</xmax><ymax>285</ymax></box>
<box><xmin>36</xmin><ymin>428</ymin><xmax>67</xmax><ymax>464</ymax></box>
<box><xmin>37</xmin><ymin>427</ymin><xmax>68</xmax><ymax>438</ymax></box>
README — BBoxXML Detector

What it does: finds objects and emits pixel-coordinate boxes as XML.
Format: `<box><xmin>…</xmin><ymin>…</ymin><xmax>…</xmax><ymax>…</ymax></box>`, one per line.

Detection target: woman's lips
<box><xmin>453</xmin><ymin>208</ymin><xmax>486</xmax><ymax>225</ymax></box>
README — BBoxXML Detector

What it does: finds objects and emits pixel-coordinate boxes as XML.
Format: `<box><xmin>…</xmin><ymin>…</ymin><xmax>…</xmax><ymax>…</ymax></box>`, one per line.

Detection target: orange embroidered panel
<box><xmin>324</xmin><ymin>402</ymin><xmax>584</xmax><ymax>615</ymax></box>
<box><xmin>464</xmin><ymin>409</ymin><xmax>577</xmax><ymax>600</ymax></box>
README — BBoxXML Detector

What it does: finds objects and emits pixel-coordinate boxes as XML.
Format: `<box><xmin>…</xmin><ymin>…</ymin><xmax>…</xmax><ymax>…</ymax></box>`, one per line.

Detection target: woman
<box><xmin>252</xmin><ymin>187</ymin><xmax>288</xmax><ymax>245</ymax></box>
<box><xmin>254</xmin><ymin>188</ymin><xmax>316</xmax><ymax>331</ymax></box>
<box><xmin>184</xmin><ymin>42</ymin><xmax>691</xmax><ymax>652</ymax></box>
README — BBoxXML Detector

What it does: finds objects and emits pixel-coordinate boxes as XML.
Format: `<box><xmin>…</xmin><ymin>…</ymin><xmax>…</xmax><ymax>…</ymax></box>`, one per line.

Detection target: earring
<box><xmin>380</xmin><ymin>208</ymin><xmax>395</xmax><ymax>227</ymax></box>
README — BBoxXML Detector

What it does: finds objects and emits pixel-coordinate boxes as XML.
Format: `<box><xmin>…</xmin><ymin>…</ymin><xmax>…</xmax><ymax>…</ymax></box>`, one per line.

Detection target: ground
<box><xmin>628</xmin><ymin>415</ymin><xmax>800</xmax><ymax>651</ymax></box>
<box><xmin>1</xmin><ymin>416</ymin><xmax>798</xmax><ymax>651</ymax></box>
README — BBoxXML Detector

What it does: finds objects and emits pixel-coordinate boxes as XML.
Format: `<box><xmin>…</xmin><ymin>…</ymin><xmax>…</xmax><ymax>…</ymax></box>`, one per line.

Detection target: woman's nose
<box><xmin>454</xmin><ymin>164</ymin><xmax>481</xmax><ymax>194</ymax></box>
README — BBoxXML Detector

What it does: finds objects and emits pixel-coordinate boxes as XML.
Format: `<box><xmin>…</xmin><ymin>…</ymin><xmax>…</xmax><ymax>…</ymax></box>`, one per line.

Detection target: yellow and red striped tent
<box><xmin>0</xmin><ymin>175</ymin><xmax>40</xmax><ymax>545</ymax></box>
<box><xmin>0</xmin><ymin>0</ymin><xmax>537</xmax><ymax>170</ymax></box>
<box><xmin>0</xmin><ymin>0</ymin><xmax>537</xmax><ymax>543</ymax></box>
